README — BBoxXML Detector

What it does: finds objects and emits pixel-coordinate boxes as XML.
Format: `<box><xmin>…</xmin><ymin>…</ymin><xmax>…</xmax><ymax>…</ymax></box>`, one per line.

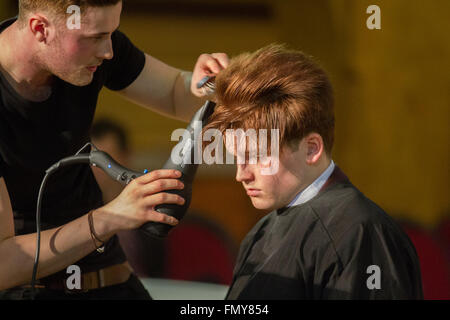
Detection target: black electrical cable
<box><xmin>30</xmin><ymin>169</ymin><xmax>52</xmax><ymax>299</ymax></box>
<box><xmin>29</xmin><ymin>78</ymin><xmax>216</xmax><ymax>298</ymax></box>
<box><xmin>30</xmin><ymin>152</ymin><xmax>91</xmax><ymax>299</ymax></box>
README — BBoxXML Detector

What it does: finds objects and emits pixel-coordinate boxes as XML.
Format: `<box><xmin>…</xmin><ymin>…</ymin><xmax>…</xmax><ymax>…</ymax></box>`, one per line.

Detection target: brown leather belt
<box><xmin>40</xmin><ymin>262</ymin><xmax>132</xmax><ymax>292</ymax></box>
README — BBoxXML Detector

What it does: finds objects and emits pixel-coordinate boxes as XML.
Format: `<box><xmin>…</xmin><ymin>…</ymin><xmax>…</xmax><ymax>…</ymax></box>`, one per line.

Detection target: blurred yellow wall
<box><xmin>334</xmin><ymin>0</ymin><xmax>449</xmax><ymax>229</ymax></box>
<box><xmin>95</xmin><ymin>1</ymin><xmax>449</xmax><ymax>235</ymax></box>
<box><xmin>272</xmin><ymin>0</ymin><xmax>449</xmax><ymax>229</ymax></box>
<box><xmin>0</xmin><ymin>2</ymin><xmax>13</xmax><ymax>21</ymax></box>
<box><xmin>2</xmin><ymin>1</ymin><xmax>449</xmax><ymax>243</ymax></box>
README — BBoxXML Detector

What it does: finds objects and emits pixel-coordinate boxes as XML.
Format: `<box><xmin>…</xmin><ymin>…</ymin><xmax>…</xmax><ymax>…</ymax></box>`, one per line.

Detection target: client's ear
<box><xmin>303</xmin><ymin>133</ymin><xmax>324</xmax><ymax>165</ymax></box>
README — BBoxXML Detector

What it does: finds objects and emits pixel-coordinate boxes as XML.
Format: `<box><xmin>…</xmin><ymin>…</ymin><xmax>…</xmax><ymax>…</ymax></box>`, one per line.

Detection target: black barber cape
<box><xmin>0</xmin><ymin>17</ymin><xmax>146</xmax><ymax>273</ymax></box>
<box><xmin>226</xmin><ymin>167</ymin><xmax>423</xmax><ymax>299</ymax></box>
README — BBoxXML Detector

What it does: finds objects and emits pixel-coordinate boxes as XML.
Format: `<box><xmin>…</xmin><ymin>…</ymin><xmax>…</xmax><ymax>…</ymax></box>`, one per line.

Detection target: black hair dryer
<box><xmin>89</xmin><ymin>100</ymin><xmax>216</xmax><ymax>238</ymax></box>
<box><xmin>141</xmin><ymin>100</ymin><xmax>216</xmax><ymax>238</ymax></box>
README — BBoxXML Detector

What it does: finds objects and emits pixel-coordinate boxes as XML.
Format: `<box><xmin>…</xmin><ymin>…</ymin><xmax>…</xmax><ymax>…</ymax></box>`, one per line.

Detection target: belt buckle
<box><xmin>97</xmin><ymin>269</ymin><xmax>105</xmax><ymax>288</ymax></box>
<box><xmin>82</xmin><ymin>271</ymin><xmax>100</xmax><ymax>292</ymax></box>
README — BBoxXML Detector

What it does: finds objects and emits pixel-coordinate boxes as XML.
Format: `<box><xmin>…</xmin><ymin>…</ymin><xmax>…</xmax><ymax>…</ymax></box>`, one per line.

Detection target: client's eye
<box><xmin>91</xmin><ymin>34</ymin><xmax>108</xmax><ymax>41</ymax></box>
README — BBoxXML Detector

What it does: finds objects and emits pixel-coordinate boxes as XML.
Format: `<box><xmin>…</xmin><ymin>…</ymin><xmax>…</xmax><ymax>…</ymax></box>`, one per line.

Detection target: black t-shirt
<box><xmin>0</xmin><ymin>17</ymin><xmax>146</xmax><ymax>272</ymax></box>
<box><xmin>226</xmin><ymin>167</ymin><xmax>424</xmax><ymax>299</ymax></box>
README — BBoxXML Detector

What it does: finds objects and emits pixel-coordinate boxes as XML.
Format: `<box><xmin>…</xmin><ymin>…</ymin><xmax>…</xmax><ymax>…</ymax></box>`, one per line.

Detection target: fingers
<box><xmin>142</xmin><ymin>192</ymin><xmax>185</xmax><ymax>208</ymax></box>
<box><xmin>192</xmin><ymin>53</ymin><xmax>228</xmax><ymax>97</ymax></box>
<box><xmin>203</xmin><ymin>58</ymin><xmax>222</xmax><ymax>74</ymax></box>
<box><xmin>142</xmin><ymin>193</ymin><xmax>185</xmax><ymax>226</ymax></box>
<box><xmin>132</xmin><ymin>170</ymin><xmax>184</xmax><ymax>201</ymax></box>
<box><xmin>129</xmin><ymin>169</ymin><xmax>185</xmax><ymax>222</ymax></box>
<box><xmin>145</xmin><ymin>211</ymin><xmax>179</xmax><ymax>226</ymax></box>
<box><xmin>211</xmin><ymin>53</ymin><xmax>230</xmax><ymax>69</ymax></box>
<box><xmin>139</xmin><ymin>178</ymin><xmax>184</xmax><ymax>196</ymax></box>
<box><xmin>200</xmin><ymin>53</ymin><xmax>228</xmax><ymax>74</ymax></box>
<box><xmin>104</xmin><ymin>169</ymin><xmax>186</xmax><ymax>230</ymax></box>
<box><xmin>134</xmin><ymin>169</ymin><xmax>181</xmax><ymax>185</ymax></box>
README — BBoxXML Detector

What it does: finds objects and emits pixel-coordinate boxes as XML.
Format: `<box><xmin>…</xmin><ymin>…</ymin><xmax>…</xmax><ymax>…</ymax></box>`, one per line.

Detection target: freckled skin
<box><xmin>235</xmin><ymin>146</ymin><xmax>306</xmax><ymax>211</ymax></box>
<box><xmin>41</xmin><ymin>3</ymin><xmax>122</xmax><ymax>86</ymax></box>
<box><xmin>230</xmin><ymin>134</ymin><xmax>330</xmax><ymax>212</ymax></box>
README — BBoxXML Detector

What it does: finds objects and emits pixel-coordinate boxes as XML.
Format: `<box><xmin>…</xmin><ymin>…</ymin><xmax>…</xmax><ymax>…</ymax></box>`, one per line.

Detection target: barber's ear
<box><xmin>29</xmin><ymin>15</ymin><xmax>51</xmax><ymax>43</ymax></box>
<box><xmin>304</xmin><ymin>133</ymin><xmax>324</xmax><ymax>165</ymax></box>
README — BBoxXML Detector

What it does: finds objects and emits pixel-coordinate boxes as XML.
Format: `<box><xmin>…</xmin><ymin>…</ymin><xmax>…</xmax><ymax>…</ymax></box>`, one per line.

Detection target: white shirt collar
<box><xmin>287</xmin><ymin>160</ymin><xmax>335</xmax><ymax>207</ymax></box>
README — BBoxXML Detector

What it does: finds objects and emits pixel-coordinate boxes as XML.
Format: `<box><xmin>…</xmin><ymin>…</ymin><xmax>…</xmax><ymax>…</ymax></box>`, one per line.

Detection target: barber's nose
<box><xmin>236</xmin><ymin>164</ymin><xmax>254</xmax><ymax>183</ymax></box>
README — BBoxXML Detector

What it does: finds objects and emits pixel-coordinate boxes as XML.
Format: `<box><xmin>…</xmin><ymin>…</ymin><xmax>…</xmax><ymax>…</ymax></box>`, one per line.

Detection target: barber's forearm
<box><xmin>0</xmin><ymin>210</ymin><xmax>115</xmax><ymax>290</ymax></box>
<box><xmin>172</xmin><ymin>71</ymin><xmax>206</xmax><ymax>122</ymax></box>
<box><xmin>119</xmin><ymin>54</ymin><xmax>204</xmax><ymax>122</ymax></box>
